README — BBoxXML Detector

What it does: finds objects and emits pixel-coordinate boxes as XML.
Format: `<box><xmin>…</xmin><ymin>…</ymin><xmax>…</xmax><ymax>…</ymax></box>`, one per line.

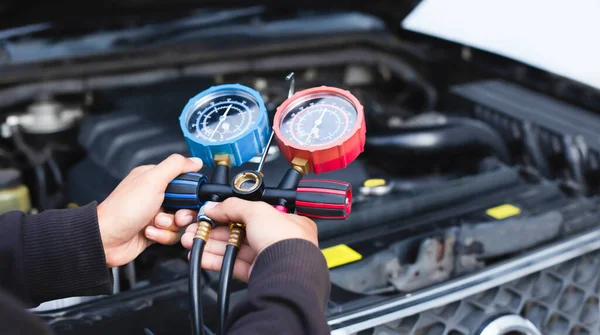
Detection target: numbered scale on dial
<box><xmin>280</xmin><ymin>93</ymin><xmax>358</xmax><ymax>146</ymax></box>
<box><xmin>179</xmin><ymin>84</ymin><xmax>270</xmax><ymax>167</ymax></box>
<box><xmin>274</xmin><ymin>86</ymin><xmax>366</xmax><ymax>174</ymax></box>
<box><xmin>185</xmin><ymin>91</ymin><xmax>260</xmax><ymax>142</ymax></box>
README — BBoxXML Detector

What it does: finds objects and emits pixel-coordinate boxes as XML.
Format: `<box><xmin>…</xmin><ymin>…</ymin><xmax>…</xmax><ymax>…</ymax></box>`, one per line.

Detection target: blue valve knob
<box><xmin>163</xmin><ymin>172</ymin><xmax>208</xmax><ymax>210</ymax></box>
<box><xmin>179</xmin><ymin>84</ymin><xmax>270</xmax><ymax>168</ymax></box>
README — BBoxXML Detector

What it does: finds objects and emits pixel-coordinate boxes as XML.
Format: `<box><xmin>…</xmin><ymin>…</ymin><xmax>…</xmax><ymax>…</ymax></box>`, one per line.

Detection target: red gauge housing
<box><xmin>273</xmin><ymin>86</ymin><xmax>366</xmax><ymax>174</ymax></box>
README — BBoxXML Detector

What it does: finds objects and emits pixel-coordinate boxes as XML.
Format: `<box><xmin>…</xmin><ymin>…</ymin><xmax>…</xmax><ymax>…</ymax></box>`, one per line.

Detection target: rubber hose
<box><xmin>32</xmin><ymin>166</ymin><xmax>47</xmax><ymax>211</ymax></box>
<box><xmin>10</xmin><ymin>126</ymin><xmax>48</xmax><ymax>210</ymax></box>
<box><xmin>316</xmin><ymin>165</ymin><xmax>520</xmax><ymax>239</ymax></box>
<box><xmin>390</xmin><ymin>174</ymin><xmax>459</xmax><ymax>194</ymax></box>
<box><xmin>190</xmin><ymin>239</ymin><xmax>207</xmax><ymax>335</ymax></box>
<box><xmin>47</xmin><ymin>157</ymin><xmax>64</xmax><ymax>187</ymax></box>
<box><xmin>217</xmin><ymin>245</ymin><xmax>239</xmax><ymax>335</ymax></box>
<box><xmin>366</xmin><ymin>117</ymin><xmax>511</xmax><ymax>164</ymax></box>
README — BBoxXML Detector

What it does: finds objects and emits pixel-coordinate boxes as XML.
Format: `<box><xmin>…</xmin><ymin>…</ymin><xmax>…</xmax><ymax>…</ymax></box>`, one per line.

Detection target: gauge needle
<box><xmin>304</xmin><ymin>109</ymin><xmax>327</xmax><ymax>145</ymax></box>
<box><xmin>210</xmin><ymin>104</ymin><xmax>232</xmax><ymax>140</ymax></box>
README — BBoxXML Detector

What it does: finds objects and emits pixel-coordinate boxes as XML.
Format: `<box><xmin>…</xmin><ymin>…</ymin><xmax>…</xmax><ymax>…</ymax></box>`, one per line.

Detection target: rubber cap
<box><xmin>163</xmin><ymin>172</ymin><xmax>207</xmax><ymax>210</ymax></box>
<box><xmin>294</xmin><ymin>179</ymin><xmax>352</xmax><ymax>220</ymax></box>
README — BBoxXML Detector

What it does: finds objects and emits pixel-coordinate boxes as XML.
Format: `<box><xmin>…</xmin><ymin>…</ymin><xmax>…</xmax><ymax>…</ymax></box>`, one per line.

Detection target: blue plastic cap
<box><xmin>163</xmin><ymin>172</ymin><xmax>208</xmax><ymax>210</ymax></box>
<box><xmin>179</xmin><ymin>84</ymin><xmax>270</xmax><ymax>168</ymax></box>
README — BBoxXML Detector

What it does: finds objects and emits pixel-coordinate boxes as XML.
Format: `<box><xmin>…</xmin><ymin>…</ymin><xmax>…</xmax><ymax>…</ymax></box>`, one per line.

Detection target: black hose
<box><xmin>189</xmin><ymin>238</ymin><xmax>207</xmax><ymax>335</ymax></box>
<box><xmin>10</xmin><ymin>126</ymin><xmax>48</xmax><ymax>210</ymax></box>
<box><xmin>46</xmin><ymin>156</ymin><xmax>64</xmax><ymax>187</ymax></box>
<box><xmin>366</xmin><ymin>117</ymin><xmax>511</xmax><ymax>164</ymax></box>
<box><xmin>32</xmin><ymin>166</ymin><xmax>47</xmax><ymax>211</ymax></box>
<box><xmin>317</xmin><ymin>165</ymin><xmax>520</xmax><ymax>240</ymax></box>
<box><xmin>217</xmin><ymin>245</ymin><xmax>239</xmax><ymax>335</ymax></box>
<box><xmin>390</xmin><ymin>174</ymin><xmax>459</xmax><ymax>194</ymax></box>
<box><xmin>372</xmin><ymin>52</ymin><xmax>437</xmax><ymax>111</ymax></box>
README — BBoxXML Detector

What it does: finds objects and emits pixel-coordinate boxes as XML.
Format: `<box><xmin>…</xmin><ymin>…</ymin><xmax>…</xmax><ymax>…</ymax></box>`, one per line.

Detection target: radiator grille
<box><xmin>370</xmin><ymin>251</ymin><xmax>600</xmax><ymax>335</ymax></box>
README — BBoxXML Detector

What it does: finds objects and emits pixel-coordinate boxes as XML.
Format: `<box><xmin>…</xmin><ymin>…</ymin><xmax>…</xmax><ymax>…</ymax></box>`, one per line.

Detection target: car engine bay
<box><xmin>0</xmin><ymin>7</ymin><xmax>599</xmax><ymax>335</ymax></box>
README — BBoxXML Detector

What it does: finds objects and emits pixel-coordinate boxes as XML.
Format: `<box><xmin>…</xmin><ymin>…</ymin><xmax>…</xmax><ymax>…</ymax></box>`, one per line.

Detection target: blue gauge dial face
<box><xmin>185</xmin><ymin>90</ymin><xmax>261</xmax><ymax>143</ymax></box>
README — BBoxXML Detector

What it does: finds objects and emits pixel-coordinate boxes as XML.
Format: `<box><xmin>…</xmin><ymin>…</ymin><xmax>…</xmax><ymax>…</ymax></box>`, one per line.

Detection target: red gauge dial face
<box><xmin>279</xmin><ymin>93</ymin><xmax>358</xmax><ymax>148</ymax></box>
<box><xmin>273</xmin><ymin>86</ymin><xmax>366</xmax><ymax>174</ymax></box>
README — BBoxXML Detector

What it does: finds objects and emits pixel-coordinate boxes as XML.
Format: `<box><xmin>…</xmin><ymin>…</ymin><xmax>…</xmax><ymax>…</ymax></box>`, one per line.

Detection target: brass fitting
<box><xmin>214</xmin><ymin>154</ymin><xmax>232</xmax><ymax>167</ymax></box>
<box><xmin>291</xmin><ymin>157</ymin><xmax>310</xmax><ymax>175</ymax></box>
<box><xmin>228</xmin><ymin>222</ymin><xmax>246</xmax><ymax>248</ymax></box>
<box><xmin>194</xmin><ymin>220</ymin><xmax>213</xmax><ymax>242</ymax></box>
<box><xmin>233</xmin><ymin>172</ymin><xmax>260</xmax><ymax>192</ymax></box>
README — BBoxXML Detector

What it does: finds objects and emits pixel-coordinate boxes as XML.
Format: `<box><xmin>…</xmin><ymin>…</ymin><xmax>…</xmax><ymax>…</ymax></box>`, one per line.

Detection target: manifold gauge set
<box><xmin>160</xmin><ymin>73</ymin><xmax>366</xmax><ymax>335</ymax></box>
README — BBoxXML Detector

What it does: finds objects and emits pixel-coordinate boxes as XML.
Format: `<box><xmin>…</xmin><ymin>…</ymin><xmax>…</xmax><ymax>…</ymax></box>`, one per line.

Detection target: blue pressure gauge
<box><xmin>180</xmin><ymin>84</ymin><xmax>270</xmax><ymax>167</ymax></box>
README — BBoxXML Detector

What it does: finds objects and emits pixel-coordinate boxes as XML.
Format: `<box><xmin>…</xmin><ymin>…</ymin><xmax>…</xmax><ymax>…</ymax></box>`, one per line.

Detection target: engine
<box><xmin>0</xmin><ymin>24</ymin><xmax>598</xmax><ymax>335</ymax></box>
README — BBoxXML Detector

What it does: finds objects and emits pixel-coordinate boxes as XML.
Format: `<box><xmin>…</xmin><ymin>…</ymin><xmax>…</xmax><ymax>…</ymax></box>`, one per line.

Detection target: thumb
<box><xmin>149</xmin><ymin>154</ymin><xmax>204</xmax><ymax>187</ymax></box>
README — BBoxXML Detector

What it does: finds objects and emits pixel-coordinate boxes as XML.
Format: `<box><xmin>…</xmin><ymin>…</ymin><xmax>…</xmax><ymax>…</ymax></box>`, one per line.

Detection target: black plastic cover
<box><xmin>70</xmin><ymin>110</ymin><xmax>368</xmax><ymax>205</ymax></box>
<box><xmin>449</xmin><ymin>79</ymin><xmax>600</xmax><ymax>173</ymax></box>
<box><xmin>78</xmin><ymin>112</ymin><xmax>189</xmax><ymax>180</ymax></box>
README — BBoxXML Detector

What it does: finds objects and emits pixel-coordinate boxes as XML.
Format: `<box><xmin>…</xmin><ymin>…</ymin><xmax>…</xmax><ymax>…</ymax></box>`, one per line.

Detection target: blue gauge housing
<box><xmin>179</xmin><ymin>84</ymin><xmax>270</xmax><ymax>168</ymax></box>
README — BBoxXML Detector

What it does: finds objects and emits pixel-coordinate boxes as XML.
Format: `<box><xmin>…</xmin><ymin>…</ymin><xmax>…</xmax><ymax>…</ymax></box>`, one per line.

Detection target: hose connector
<box><xmin>195</xmin><ymin>220</ymin><xmax>212</xmax><ymax>242</ymax></box>
<box><xmin>228</xmin><ymin>222</ymin><xmax>246</xmax><ymax>248</ymax></box>
<box><xmin>195</xmin><ymin>203</ymin><xmax>217</xmax><ymax>242</ymax></box>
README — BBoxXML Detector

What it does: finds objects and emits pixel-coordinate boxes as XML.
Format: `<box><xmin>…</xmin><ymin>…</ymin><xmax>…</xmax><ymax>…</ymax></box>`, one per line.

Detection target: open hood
<box><xmin>402</xmin><ymin>0</ymin><xmax>600</xmax><ymax>90</ymax></box>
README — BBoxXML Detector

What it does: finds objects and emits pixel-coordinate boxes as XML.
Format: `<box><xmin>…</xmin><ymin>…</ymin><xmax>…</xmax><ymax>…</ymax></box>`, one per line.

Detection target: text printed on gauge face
<box><xmin>185</xmin><ymin>91</ymin><xmax>260</xmax><ymax>142</ymax></box>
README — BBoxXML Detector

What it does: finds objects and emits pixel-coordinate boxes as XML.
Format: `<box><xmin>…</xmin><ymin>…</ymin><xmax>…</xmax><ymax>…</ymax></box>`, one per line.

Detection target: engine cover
<box><xmin>68</xmin><ymin>110</ymin><xmax>368</xmax><ymax>205</ymax></box>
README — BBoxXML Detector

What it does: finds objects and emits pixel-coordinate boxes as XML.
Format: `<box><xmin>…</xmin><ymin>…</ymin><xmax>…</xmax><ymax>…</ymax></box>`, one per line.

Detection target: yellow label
<box><xmin>363</xmin><ymin>178</ymin><xmax>386</xmax><ymax>188</ymax></box>
<box><xmin>321</xmin><ymin>244</ymin><xmax>362</xmax><ymax>269</ymax></box>
<box><xmin>486</xmin><ymin>204</ymin><xmax>521</xmax><ymax>220</ymax></box>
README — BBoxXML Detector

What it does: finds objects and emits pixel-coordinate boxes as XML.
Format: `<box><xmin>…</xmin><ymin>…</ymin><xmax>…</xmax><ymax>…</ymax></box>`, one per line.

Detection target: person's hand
<box><xmin>180</xmin><ymin>198</ymin><xmax>318</xmax><ymax>282</ymax></box>
<box><xmin>97</xmin><ymin>154</ymin><xmax>204</xmax><ymax>267</ymax></box>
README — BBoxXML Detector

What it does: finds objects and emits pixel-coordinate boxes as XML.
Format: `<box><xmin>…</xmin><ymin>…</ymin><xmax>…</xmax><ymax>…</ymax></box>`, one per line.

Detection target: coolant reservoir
<box><xmin>0</xmin><ymin>169</ymin><xmax>31</xmax><ymax>214</ymax></box>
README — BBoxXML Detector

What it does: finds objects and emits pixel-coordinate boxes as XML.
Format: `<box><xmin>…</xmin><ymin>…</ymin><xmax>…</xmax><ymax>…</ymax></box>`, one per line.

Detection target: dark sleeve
<box><xmin>0</xmin><ymin>287</ymin><xmax>53</xmax><ymax>335</ymax></box>
<box><xmin>0</xmin><ymin>202</ymin><xmax>113</xmax><ymax>306</ymax></box>
<box><xmin>226</xmin><ymin>239</ymin><xmax>331</xmax><ymax>335</ymax></box>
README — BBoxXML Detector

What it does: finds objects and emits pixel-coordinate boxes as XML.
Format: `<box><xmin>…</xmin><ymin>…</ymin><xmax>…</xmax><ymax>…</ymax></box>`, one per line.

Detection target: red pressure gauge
<box><xmin>273</xmin><ymin>86</ymin><xmax>366</xmax><ymax>174</ymax></box>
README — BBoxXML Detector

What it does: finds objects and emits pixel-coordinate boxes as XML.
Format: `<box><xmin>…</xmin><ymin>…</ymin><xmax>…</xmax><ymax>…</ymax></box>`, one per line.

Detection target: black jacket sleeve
<box><xmin>0</xmin><ymin>202</ymin><xmax>113</xmax><ymax>306</ymax></box>
<box><xmin>226</xmin><ymin>238</ymin><xmax>331</xmax><ymax>335</ymax></box>
<box><xmin>0</xmin><ymin>287</ymin><xmax>52</xmax><ymax>335</ymax></box>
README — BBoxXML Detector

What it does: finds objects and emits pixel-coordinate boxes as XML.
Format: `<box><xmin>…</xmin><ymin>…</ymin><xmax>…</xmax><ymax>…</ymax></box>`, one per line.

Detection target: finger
<box><xmin>205</xmin><ymin>198</ymin><xmax>280</xmax><ymax>227</ymax></box>
<box><xmin>182</xmin><ymin>222</ymin><xmax>203</xmax><ymax>250</ymax></box>
<box><xmin>182</xmin><ymin>225</ymin><xmax>250</xmax><ymax>250</ymax></box>
<box><xmin>204</xmin><ymin>240</ymin><xmax>256</xmax><ymax>263</ymax></box>
<box><xmin>205</xmin><ymin>225</ymin><xmax>250</xmax><ymax>247</ymax></box>
<box><xmin>181</xmin><ymin>232</ymin><xmax>194</xmax><ymax>250</ymax></box>
<box><xmin>209</xmin><ymin>226</ymin><xmax>235</xmax><ymax>241</ymax></box>
<box><xmin>154</xmin><ymin>213</ymin><xmax>180</xmax><ymax>232</ymax></box>
<box><xmin>129</xmin><ymin>165</ymin><xmax>155</xmax><ymax>177</ymax></box>
<box><xmin>147</xmin><ymin>154</ymin><xmax>203</xmax><ymax>188</ymax></box>
<box><xmin>184</xmin><ymin>224</ymin><xmax>229</xmax><ymax>238</ymax></box>
<box><xmin>145</xmin><ymin>226</ymin><xmax>181</xmax><ymax>245</ymax></box>
<box><xmin>200</xmin><ymin>253</ymin><xmax>251</xmax><ymax>282</ymax></box>
<box><xmin>181</xmin><ymin>224</ymin><xmax>227</xmax><ymax>249</ymax></box>
<box><xmin>174</xmin><ymin>209</ymin><xmax>197</xmax><ymax>227</ymax></box>
<box><xmin>185</xmin><ymin>223</ymin><xmax>199</xmax><ymax>235</ymax></box>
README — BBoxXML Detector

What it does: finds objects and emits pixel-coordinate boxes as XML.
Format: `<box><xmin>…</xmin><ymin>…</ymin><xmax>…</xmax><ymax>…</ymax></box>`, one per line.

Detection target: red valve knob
<box><xmin>294</xmin><ymin>179</ymin><xmax>352</xmax><ymax>219</ymax></box>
